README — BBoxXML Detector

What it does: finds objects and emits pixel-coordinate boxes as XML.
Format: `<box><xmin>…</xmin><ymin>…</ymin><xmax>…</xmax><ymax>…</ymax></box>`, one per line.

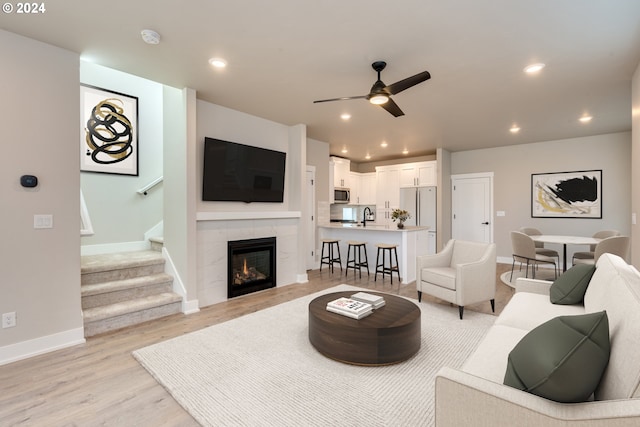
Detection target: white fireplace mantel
<box><xmin>196</xmin><ymin>211</ymin><xmax>301</xmax><ymax>221</ymax></box>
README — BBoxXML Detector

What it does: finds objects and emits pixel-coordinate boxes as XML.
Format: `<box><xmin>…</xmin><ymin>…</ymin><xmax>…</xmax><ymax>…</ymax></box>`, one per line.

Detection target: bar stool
<box><xmin>375</xmin><ymin>243</ymin><xmax>400</xmax><ymax>284</ymax></box>
<box><xmin>320</xmin><ymin>239</ymin><xmax>342</xmax><ymax>273</ymax></box>
<box><xmin>345</xmin><ymin>241</ymin><xmax>369</xmax><ymax>278</ymax></box>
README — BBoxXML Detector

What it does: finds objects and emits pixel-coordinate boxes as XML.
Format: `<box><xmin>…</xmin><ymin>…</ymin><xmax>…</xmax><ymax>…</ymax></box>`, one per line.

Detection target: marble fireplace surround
<box><xmin>196</xmin><ymin>211</ymin><xmax>301</xmax><ymax>308</ymax></box>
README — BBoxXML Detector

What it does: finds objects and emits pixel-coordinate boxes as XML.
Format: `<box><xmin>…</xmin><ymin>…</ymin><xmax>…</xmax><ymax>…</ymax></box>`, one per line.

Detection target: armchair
<box><xmin>416</xmin><ymin>239</ymin><xmax>497</xmax><ymax>319</ymax></box>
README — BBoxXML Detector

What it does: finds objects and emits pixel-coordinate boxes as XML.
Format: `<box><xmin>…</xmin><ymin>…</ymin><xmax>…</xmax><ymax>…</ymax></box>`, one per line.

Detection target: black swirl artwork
<box><xmin>85</xmin><ymin>98</ymin><xmax>134</xmax><ymax>164</ymax></box>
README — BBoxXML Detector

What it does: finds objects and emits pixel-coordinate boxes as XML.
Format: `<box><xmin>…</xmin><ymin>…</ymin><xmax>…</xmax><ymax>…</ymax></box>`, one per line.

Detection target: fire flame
<box><xmin>243</xmin><ymin>258</ymin><xmax>248</xmax><ymax>275</ymax></box>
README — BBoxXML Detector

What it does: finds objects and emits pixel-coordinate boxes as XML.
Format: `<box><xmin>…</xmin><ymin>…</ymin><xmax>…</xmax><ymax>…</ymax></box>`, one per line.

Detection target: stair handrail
<box><xmin>137</xmin><ymin>176</ymin><xmax>163</xmax><ymax>195</ymax></box>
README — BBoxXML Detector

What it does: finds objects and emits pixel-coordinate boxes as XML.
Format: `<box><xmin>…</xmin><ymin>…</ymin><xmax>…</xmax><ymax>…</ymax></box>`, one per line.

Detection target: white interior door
<box><xmin>451</xmin><ymin>173</ymin><xmax>493</xmax><ymax>243</ymax></box>
<box><xmin>306</xmin><ymin>167</ymin><xmax>316</xmax><ymax>270</ymax></box>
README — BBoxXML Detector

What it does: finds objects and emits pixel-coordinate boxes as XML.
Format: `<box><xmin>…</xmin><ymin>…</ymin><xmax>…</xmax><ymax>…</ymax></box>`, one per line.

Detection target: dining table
<box><xmin>530</xmin><ymin>235</ymin><xmax>601</xmax><ymax>272</ymax></box>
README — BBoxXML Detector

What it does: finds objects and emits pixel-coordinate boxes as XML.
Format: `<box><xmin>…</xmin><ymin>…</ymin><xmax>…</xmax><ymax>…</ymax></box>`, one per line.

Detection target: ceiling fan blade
<box><xmin>313</xmin><ymin>95</ymin><xmax>367</xmax><ymax>103</ymax></box>
<box><xmin>380</xmin><ymin>98</ymin><xmax>404</xmax><ymax>117</ymax></box>
<box><xmin>384</xmin><ymin>71</ymin><xmax>431</xmax><ymax>95</ymax></box>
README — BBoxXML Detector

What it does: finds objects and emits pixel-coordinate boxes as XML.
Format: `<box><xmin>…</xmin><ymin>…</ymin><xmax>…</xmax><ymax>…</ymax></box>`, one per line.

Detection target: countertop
<box><xmin>319</xmin><ymin>223</ymin><xmax>429</xmax><ymax>232</ymax></box>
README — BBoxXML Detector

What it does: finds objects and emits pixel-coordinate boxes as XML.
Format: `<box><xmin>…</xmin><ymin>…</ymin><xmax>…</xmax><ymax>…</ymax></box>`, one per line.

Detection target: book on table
<box><xmin>350</xmin><ymin>292</ymin><xmax>386</xmax><ymax>309</ymax></box>
<box><xmin>326</xmin><ymin>297</ymin><xmax>373</xmax><ymax>319</ymax></box>
<box><xmin>326</xmin><ymin>305</ymin><xmax>373</xmax><ymax>319</ymax></box>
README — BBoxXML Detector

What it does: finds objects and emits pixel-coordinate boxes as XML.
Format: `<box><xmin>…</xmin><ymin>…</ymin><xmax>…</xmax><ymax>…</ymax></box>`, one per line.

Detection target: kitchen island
<box><xmin>318</xmin><ymin>223</ymin><xmax>430</xmax><ymax>284</ymax></box>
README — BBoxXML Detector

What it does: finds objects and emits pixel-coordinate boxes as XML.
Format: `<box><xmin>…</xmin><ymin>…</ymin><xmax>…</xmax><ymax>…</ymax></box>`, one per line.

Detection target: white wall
<box><xmin>451</xmin><ymin>132</ymin><xmax>632</xmax><ymax>263</ymax></box>
<box><xmin>80</xmin><ymin>62</ymin><xmax>164</xmax><ymax>249</ymax></box>
<box><xmin>196</xmin><ymin>101</ymin><xmax>293</xmax><ymax>213</ymax></box>
<box><xmin>194</xmin><ymin>100</ymin><xmax>304</xmax><ymax>307</ymax></box>
<box><xmin>0</xmin><ymin>30</ymin><xmax>84</xmax><ymax>364</ymax></box>
<box><xmin>632</xmin><ymin>62</ymin><xmax>640</xmax><ymax>267</ymax></box>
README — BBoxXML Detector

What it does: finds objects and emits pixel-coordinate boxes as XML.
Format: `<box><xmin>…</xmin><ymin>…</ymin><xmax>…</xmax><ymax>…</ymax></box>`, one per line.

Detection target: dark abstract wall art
<box><xmin>531</xmin><ymin>170</ymin><xmax>602</xmax><ymax>218</ymax></box>
<box><xmin>80</xmin><ymin>85</ymin><xmax>138</xmax><ymax>175</ymax></box>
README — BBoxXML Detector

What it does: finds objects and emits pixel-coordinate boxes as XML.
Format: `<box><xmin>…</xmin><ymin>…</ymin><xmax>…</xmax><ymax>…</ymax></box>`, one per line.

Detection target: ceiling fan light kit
<box><xmin>313</xmin><ymin>60</ymin><xmax>431</xmax><ymax>117</ymax></box>
<box><xmin>369</xmin><ymin>94</ymin><xmax>389</xmax><ymax>105</ymax></box>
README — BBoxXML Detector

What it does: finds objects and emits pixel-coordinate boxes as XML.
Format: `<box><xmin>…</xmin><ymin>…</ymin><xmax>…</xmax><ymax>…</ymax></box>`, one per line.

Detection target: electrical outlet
<box><xmin>2</xmin><ymin>312</ymin><xmax>16</xmax><ymax>328</ymax></box>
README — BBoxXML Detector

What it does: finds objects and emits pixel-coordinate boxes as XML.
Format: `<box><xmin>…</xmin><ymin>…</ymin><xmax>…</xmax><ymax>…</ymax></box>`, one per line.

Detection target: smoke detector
<box><xmin>141</xmin><ymin>29</ymin><xmax>161</xmax><ymax>45</ymax></box>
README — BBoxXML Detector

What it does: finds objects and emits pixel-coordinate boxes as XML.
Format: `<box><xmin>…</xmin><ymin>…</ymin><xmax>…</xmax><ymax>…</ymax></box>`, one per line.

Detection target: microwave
<box><xmin>334</xmin><ymin>187</ymin><xmax>350</xmax><ymax>203</ymax></box>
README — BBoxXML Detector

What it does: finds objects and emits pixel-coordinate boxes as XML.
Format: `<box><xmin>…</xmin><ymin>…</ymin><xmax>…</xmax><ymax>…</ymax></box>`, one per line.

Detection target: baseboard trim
<box><xmin>182</xmin><ymin>299</ymin><xmax>200</xmax><ymax>315</ymax></box>
<box><xmin>162</xmin><ymin>247</ymin><xmax>200</xmax><ymax>314</ymax></box>
<box><xmin>0</xmin><ymin>327</ymin><xmax>85</xmax><ymax>366</ymax></box>
<box><xmin>296</xmin><ymin>273</ymin><xmax>309</xmax><ymax>283</ymax></box>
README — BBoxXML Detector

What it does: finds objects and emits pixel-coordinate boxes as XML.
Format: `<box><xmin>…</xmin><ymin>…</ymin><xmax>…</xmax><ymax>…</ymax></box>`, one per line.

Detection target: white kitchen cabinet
<box><xmin>399</xmin><ymin>161</ymin><xmax>437</xmax><ymax>187</ymax></box>
<box><xmin>375</xmin><ymin>165</ymin><xmax>401</xmax><ymax>225</ymax></box>
<box><xmin>348</xmin><ymin>172</ymin><xmax>376</xmax><ymax>205</ymax></box>
<box><xmin>417</xmin><ymin>161</ymin><xmax>437</xmax><ymax>186</ymax></box>
<box><xmin>359</xmin><ymin>172</ymin><xmax>376</xmax><ymax>205</ymax></box>
<box><xmin>348</xmin><ymin>172</ymin><xmax>361</xmax><ymax>205</ymax></box>
<box><xmin>331</xmin><ymin>156</ymin><xmax>351</xmax><ymax>188</ymax></box>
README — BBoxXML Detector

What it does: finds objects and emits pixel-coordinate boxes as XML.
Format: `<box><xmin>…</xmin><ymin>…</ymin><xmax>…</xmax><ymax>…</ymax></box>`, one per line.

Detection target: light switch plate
<box><xmin>34</xmin><ymin>214</ymin><xmax>53</xmax><ymax>229</ymax></box>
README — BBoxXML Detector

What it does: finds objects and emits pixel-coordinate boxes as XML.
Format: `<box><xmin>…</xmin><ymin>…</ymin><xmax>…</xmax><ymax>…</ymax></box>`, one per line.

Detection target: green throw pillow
<box><xmin>550</xmin><ymin>264</ymin><xmax>596</xmax><ymax>305</ymax></box>
<box><xmin>504</xmin><ymin>311</ymin><xmax>610</xmax><ymax>403</ymax></box>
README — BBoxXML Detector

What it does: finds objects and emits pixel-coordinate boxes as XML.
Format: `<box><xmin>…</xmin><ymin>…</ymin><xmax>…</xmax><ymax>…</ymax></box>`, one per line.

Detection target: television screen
<box><xmin>202</xmin><ymin>137</ymin><xmax>286</xmax><ymax>203</ymax></box>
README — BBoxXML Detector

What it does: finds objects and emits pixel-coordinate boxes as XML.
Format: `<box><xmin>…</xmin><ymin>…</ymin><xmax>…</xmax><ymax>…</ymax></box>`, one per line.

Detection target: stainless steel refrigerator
<box><xmin>399</xmin><ymin>186</ymin><xmax>437</xmax><ymax>254</ymax></box>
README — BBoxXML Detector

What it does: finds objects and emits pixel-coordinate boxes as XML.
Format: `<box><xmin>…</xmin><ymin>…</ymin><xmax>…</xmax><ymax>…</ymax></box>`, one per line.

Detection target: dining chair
<box><xmin>519</xmin><ymin>227</ymin><xmax>560</xmax><ymax>264</ymax></box>
<box><xmin>510</xmin><ymin>231</ymin><xmax>558</xmax><ymax>281</ymax></box>
<box><xmin>573</xmin><ymin>236</ymin><xmax>630</xmax><ymax>265</ymax></box>
<box><xmin>572</xmin><ymin>230</ymin><xmax>620</xmax><ymax>265</ymax></box>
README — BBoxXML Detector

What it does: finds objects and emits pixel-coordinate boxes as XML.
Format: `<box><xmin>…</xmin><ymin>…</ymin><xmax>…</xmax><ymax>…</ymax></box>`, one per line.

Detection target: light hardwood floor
<box><xmin>0</xmin><ymin>264</ymin><xmax>514</xmax><ymax>426</ymax></box>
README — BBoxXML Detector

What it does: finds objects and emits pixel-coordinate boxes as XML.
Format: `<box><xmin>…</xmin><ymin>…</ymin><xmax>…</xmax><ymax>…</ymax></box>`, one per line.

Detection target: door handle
<box><xmin>482</xmin><ymin>222</ymin><xmax>490</xmax><ymax>225</ymax></box>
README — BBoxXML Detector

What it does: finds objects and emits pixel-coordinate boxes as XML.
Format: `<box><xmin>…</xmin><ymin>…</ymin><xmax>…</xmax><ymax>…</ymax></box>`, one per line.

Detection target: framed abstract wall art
<box><xmin>80</xmin><ymin>84</ymin><xmax>139</xmax><ymax>176</ymax></box>
<box><xmin>531</xmin><ymin>170</ymin><xmax>602</xmax><ymax>218</ymax></box>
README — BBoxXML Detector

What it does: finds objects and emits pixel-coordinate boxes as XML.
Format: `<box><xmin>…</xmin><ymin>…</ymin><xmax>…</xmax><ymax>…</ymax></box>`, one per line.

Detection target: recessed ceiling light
<box><xmin>365</xmin><ymin>153</ymin><xmax>371</xmax><ymax>160</ymax></box>
<box><xmin>209</xmin><ymin>58</ymin><xmax>228</xmax><ymax>68</ymax></box>
<box><xmin>380</xmin><ymin>141</ymin><xmax>388</xmax><ymax>148</ymax></box>
<box><xmin>510</xmin><ymin>125</ymin><xmax>521</xmax><ymax>133</ymax></box>
<box><xmin>141</xmin><ymin>29</ymin><xmax>161</xmax><ymax>45</ymax></box>
<box><xmin>341</xmin><ymin>148</ymin><xmax>348</xmax><ymax>154</ymax></box>
<box><xmin>340</xmin><ymin>113</ymin><xmax>351</xmax><ymax>121</ymax></box>
<box><xmin>402</xmin><ymin>149</ymin><xmax>409</xmax><ymax>155</ymax></box>
<box><xmin>579</xmin><ymin>115</ymin><xmax>593</xmax><ymax>123</ymax></box>
<box><xmin>524</xmin><ymin>63</ymin><xmax>545</xmax><ymax>74</ymax></box>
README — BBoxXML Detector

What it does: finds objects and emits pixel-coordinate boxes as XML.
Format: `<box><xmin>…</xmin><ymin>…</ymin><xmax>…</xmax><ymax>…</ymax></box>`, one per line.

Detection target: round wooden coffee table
<box><xmin>308</xmin><ymin>291</ymin><xmax>421</xmax><ymax>366</ymax></box>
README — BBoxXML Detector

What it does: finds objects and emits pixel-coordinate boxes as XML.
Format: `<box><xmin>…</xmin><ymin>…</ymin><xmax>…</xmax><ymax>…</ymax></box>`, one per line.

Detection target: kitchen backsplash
<box><xmin>330</xmin><ymin>204</ymin><xmax>376</xmax><ymax>222</ymax></box>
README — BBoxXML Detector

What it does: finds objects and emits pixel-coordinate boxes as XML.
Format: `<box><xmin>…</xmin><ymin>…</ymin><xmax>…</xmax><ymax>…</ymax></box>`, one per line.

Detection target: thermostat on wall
<box><xmin>20</xmin><ymin>175</ymin><xmax>38</xmax><ymax>188</ymax></box>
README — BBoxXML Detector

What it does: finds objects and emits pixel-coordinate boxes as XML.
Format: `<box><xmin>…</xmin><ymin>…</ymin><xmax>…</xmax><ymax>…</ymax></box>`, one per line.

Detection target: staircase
<box><xmin>81</xmin><ymin>250</ymin><xmax>182</xmax><ymax>337</ymax></box>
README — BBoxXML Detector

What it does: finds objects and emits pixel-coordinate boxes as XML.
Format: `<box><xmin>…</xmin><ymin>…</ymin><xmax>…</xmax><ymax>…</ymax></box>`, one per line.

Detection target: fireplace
<box><xmin>227</xmin><ymin>237</ymin><xmax>276</xmax><ymax>298</ymax></box>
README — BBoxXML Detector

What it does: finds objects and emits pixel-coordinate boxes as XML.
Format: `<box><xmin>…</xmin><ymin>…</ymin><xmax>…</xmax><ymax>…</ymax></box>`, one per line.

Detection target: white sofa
<box><xmin>435</xmin><ymin>253</ymin><xmax>640</xmax><ymax>426</ymax></box>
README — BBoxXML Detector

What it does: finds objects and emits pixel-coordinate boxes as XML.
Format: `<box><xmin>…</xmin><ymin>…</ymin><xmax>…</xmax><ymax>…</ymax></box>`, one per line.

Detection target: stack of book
<box><xmin>326</xmin><ymin>297</ymin><xmax>373</xmax><ymax>319</ymax></box>
<box><xmin>350</xmin><ymin>292</ymin><xmax>386</xmax><ymax>309</ymax></box>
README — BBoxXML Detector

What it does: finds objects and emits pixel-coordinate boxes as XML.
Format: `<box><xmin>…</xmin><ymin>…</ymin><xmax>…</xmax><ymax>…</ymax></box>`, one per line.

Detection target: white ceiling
<box><xmin>3</xmin><ymin>0</ymin><xmax>640</xmax><ymax>162</ymax></box>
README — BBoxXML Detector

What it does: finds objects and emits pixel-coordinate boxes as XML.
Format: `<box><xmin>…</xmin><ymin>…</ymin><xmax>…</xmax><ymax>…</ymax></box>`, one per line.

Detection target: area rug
<box><xmin>133</xmin><ymin>285</ymin><xmax>495</xmax><ymax>427</ymax></box>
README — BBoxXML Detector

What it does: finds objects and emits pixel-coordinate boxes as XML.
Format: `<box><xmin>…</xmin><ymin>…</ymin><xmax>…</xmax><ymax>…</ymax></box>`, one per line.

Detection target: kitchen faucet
<box><xmin>362</xmin><ymin>207</ymin><xmax>372</xmax><ymax>227</ymax></box>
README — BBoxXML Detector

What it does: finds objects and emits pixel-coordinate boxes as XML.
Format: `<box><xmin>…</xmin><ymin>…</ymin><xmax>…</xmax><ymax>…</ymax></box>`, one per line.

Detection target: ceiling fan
<box><xmin>313</xmin><ymin>61</ymin><xmax>431</xmax><ymax>117</ymax></box>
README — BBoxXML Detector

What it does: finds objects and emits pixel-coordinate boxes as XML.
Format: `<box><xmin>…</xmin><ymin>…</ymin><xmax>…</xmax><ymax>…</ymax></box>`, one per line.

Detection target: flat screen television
<box><xmin>202</xmin><ymin>137</ymin><xmax>286</xmax><ymax>203</ymax></box>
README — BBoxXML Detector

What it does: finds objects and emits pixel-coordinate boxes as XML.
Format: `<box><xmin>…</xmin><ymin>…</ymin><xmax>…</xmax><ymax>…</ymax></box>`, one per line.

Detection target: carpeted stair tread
<box><xmin>81</xmin><ymin>273</ymin><xmax>174</xmax><ymax>297</ymax></box>
<box><xmin>83</xmin><ymin>292</ymin><xmax>182</xmax><ymax>323</ymax></box>
<box><xmin>149</xmin><ymin>237</ymin><xmax>164</xmax><ymax>252</ymax></box>
<box><xmin>81</xmin><ymin>250</ymin><xmax>164</xmax><ymax>274</ymax></box>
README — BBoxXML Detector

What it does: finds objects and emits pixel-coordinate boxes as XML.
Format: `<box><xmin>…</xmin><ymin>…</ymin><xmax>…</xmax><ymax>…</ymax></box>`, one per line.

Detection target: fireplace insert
<box><xmin>227</xmin><ymin>237</ymin><xmax>276</xmax><ymax>298</ymax></box>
